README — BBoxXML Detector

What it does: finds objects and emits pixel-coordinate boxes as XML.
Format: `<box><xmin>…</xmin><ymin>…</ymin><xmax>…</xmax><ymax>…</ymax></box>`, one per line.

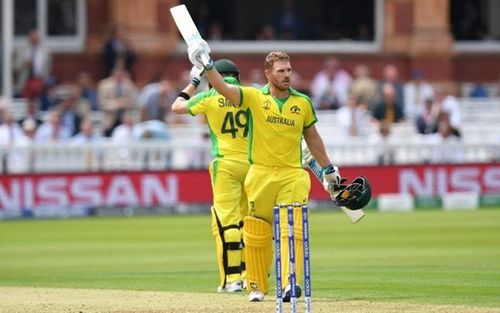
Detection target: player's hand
<box><xmin>322</xmin><ymin>164</ymin><xmax>344</xmax><ymax>197</ymax></box>
<box><xmin>188</xmin><ymin>39</ymin><xmax>213</xmax><ymax>71</ymax></box>
<box><xmin>190</xmin><ymin>65</ymin><xmax>204</xmax><ymax>88</ymax></box>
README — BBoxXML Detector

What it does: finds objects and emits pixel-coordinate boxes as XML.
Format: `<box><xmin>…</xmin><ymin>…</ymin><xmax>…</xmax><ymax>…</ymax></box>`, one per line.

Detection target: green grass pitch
<box><xmin>1</xmin><ymin>209</ymin><xmax>500</xmax><ymax>308</ymax></box>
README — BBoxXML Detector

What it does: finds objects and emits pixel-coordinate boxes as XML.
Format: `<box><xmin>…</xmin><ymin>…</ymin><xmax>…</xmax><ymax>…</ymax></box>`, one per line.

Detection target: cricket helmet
<box><xmin>214</xmin><ymin>59</ymin><xmax>240</xmax><ymax>81</ymax></box>
<box><xmin>334</xmin><ymin>176</ymin><xmax>372</xmax><ymax>210</ymax></box>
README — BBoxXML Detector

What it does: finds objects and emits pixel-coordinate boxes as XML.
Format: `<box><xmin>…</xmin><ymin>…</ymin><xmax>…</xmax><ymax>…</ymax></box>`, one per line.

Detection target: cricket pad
<box><xmin>243</xmin><ymin>216</ymin><xmax>273</xmax><ymax>294</ymax></box>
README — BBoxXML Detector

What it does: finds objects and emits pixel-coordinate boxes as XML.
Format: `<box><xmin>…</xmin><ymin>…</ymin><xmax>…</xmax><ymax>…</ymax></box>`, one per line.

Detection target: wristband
<box><xmin>178</xmin><ymin>92</ymin><xmax>190</xmax><ymax>100</ymax></box>
<box><xmin>191</xmin><ymin>77</ymin><xmax>200</xmax><ymax>88</ymax></box>
<box><xmin>322</xmin><ymin>164</ymin><xmax>336</xmax><ymax>174</ymax></box>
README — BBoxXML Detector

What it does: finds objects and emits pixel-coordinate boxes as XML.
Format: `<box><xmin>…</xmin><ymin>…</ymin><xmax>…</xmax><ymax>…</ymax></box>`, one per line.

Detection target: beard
<box><xmin>270</xmin><ymin>77</ymin><xmax>290</xmax><ymax>91</ymax></box>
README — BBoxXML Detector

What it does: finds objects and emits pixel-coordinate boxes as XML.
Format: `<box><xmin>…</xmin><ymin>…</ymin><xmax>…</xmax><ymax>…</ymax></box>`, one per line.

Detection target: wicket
<box><xmin>273</xmin><ymin>203</ymin><xmax>312</xmax><ymax>313</ymax></box>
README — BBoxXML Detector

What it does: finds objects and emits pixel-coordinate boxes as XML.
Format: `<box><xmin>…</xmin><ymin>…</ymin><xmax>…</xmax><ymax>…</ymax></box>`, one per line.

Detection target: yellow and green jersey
<box><xmin>187</xmin><ymin>77</ymin><xmax>249</xmax><ymax>161</ymax></box>
<box><xmin>238</xmin><ymin>84</ymin><xmax>317</xmax><ymax>168</ymax></box>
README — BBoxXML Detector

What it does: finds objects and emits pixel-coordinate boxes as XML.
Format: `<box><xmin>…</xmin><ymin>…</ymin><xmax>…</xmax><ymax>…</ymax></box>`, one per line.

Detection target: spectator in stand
<box><xmin>468</xmin><ymin>82</ymin><xmax>488</xmax><ymax>98</ymax></box>
<box><xmin>310</xmin><ymin>57</ymin><xmax>352</xmax><ymax>110</ymax></box>
<box><xmin>276</xmin><ymin>0</ymin><xmax>304</xmax><ymax>40</ymax></box>
<box><xmin>434</xmin><ymin>111</ymin><xmax>461</xmax><ymax>137</ymax></box>
<box><xmin>13</xmin><ymin>29</ymin><xmax>52</xmax><ymax>99</ymax></box>
<box><xmin>133</xmin><ymin>120</ymin><xmax>170</xmax><ymax>141</ymax></box>
<box><xmin>371</xmin><ymin>83</ymin><xmax>405</xmax><ymax>125</ymax></box>
<box><xmin>17</xmin><ymin>98</ymin><xmax>43</xmax><ymax>128</ymax></box>
<box><xmin>349</xmin><ymin>64</ymin><xmax>378</xmax><ymax>109</ymax></box>
<box><xmin>55</xmin><ymin>86</ymin><xmax>90</xmax><ymax>136</ymax></box>
<box><xmin>38</xmin><ymin>77</ymin><xmax>59</xmax><ymax>111</ymax></box>
<box><xmin>0</xmin><ymin>111</ymin><xmax>24</xmax><ymax>146</ymax></box>
<box><xmin>5</xmin><ymin>118</ymin><xmax>37</xmax><ymax>174</ymax></box>
<box><xmin>415</xmin><ymin>98</ymin><xmax>461</xmax><ymax>137</ymax></box>
<box><xmin>336</xmin><ymin>95</ymin><xmax>371</xmax><ymax>140</ymax></box>
<box><xmin>97</xmin><ymin>67</ymin><xmax>138</xmax><ymax>137</ymax></box>
<box><xmin>77</xmin><ymin>71</ymin><xmax>99</xmax><ymax>111</ymax></box>
<box><xmin>138</xmin><ymin>72</ymin><xmax>163</xmax><ymax>106</ymax></box>
<box><xmin>110</xmin><ymin>110</ymin><xmax>135</xmax><ymax>169</ymax></box>
<box><xmin>415</xmin><ymin>97</ymin><xmax>439</xmax><ymax>135</ymax></box>
<box><xmin>71</xmin><ymin>118</ymin><xmax>101</xmax><ymax>144</ymax></box>
<box><xmin>102</xmin><ymin>25</ymin><xmax>136</xmax><ymax>78</ymax></box>
<box><xmin>425</xmin><ymin>116</ymin><xmax>464</xmax><ymax>164</ymax></box>
<box><xmin>433</xmin><ymin>83</ymin><xmax>461</xmax><ymax>131</ymax></box>
<box><xmin>404</xmin><ymin>70</ymin><xmax>434</xmax><ymax>120</ymax></box>
<box><xmin>111</xmin><ymin>110</ymin><xmax>135</xmax><ymax>144</ymax></box>
<box><xmin>371</xmin><ymin>121</ymin><xmax>395</xmax><ymax>165</ymax></box>
<box><xmin>139</xmin><ymin>78</ymin><xmax>177</xmax><ymax>123</ymax></box>
<box><xmin>20</xmin><ymin>119</ymin><xmax>37</xmax><ymax>142</ymax></box>
<box><xmin>34</xmin><ymin>109</ymin><xmax>71</xmax><ymax>144</ymax></box>
<box><xmin>70</xmin><ymin>118</ymin><xmax>103</xmax><ymax>171</ymax></box>
<box><xmin>379</xmin><ymin>64</ymin><xmax>404</xmax><ymax>110</ymax></box>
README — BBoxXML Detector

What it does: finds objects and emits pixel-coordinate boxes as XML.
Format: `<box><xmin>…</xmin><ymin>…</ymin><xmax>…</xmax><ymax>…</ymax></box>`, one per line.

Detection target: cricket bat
<box><xmin>170</xmin><ymin>4</ymin><xmax>210</xmax><ymax>65</ymax></box>
<box><xmin>303</xmin><ymin>148</ymin><xmax>365</xmax><ymax>223</ymax></box>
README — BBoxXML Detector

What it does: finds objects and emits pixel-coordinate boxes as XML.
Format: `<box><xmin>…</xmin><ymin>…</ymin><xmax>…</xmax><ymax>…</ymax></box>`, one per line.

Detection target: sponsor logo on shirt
<box><xmin>265</xmin><ymin>116</ymin><xmax>295</xmax><ymax>126</ymax></box>
<box><xmin>262</xmin><ymin>100</ymin><xmax>272</xmax><ymax>111</ymax></box>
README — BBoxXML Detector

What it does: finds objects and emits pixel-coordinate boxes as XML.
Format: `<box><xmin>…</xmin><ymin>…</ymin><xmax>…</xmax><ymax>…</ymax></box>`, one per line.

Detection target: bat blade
<box><xmin>339</xmin><ymin>206</ymin><xmax>365</xmax><ymax>223</ymax></box>
<box><xmin>170</xmin><ymin>4</ymin><xmax>203</xmax><ymax>45</ymax></box>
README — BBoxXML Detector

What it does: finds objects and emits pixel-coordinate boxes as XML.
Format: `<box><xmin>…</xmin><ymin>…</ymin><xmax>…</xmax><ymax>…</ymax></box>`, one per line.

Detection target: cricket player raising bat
<box><xmin>170</xmin><ymin>4</ymin><xmax>371</xmax><ymax>303</ymax></box>
<box><xmin>172</xmin><ymin>60</ymin><xmax>249</xmax><ymax>293</ymax></box>
<box><xmin>186</xmin><ymin>42</ymin><xmax>345</xmax><ymax>302</ymax></box>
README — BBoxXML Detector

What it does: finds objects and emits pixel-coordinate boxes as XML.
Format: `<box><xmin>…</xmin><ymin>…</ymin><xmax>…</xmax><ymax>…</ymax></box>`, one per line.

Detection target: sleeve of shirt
<box><xmin>186</xmin><ymin>91</ymin><xmax>208</xmax><ymax>116</ymax></box>
<box><xmin>303</xmin><ymin>96</ymin><xmax>318</xmax><ymax>128</ymax></box>
<box><xmin>238</xmin><ymin>86</ymin><xmax>256</xmax><ymax>109</ymax></box>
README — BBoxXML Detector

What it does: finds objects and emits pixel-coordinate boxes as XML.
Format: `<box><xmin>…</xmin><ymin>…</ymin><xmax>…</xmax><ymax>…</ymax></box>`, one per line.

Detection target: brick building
<box><xmin>10</xmin><ymin>0</ymin><xmax>500</xmax><ymax>88</ymax></box>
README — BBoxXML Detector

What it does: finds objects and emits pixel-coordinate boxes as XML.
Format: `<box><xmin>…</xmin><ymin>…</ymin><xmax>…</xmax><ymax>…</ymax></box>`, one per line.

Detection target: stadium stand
<box><xmin>1</xmin><ymin>96</ymin><xmax>499</xmax><ymax>173</ymax></box>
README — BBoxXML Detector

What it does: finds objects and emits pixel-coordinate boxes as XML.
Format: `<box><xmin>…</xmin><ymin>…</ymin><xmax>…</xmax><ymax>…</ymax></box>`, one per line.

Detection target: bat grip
<box><xmin>199</xmin><ymin>53</ymin><xmax>212</xmax><ymax>70</ymax></box>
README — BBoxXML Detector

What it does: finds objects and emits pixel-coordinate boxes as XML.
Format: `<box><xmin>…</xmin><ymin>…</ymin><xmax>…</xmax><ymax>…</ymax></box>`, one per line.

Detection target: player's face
<box><xmin>266</xmin><ymin>60</ymin><xmax>292</xmax><ymax>91</ymax></box>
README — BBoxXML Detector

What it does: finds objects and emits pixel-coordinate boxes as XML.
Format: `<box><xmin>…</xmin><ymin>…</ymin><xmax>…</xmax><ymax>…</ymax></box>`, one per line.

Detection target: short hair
<box><xmin>264</xmin><ymin>51</ymin><xmax>290</xmax><ymax>70</ymax></box>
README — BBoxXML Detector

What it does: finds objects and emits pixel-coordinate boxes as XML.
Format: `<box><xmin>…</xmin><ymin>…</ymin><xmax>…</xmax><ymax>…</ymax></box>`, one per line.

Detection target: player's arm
<box><xmin>303</xmin><ymin>125</ymin><xmax>331</xmax><ymax>168</ymax></box>
<box><xmin>303</xmin><ymin>125</ymin><xmax>342</xmax><ymax>195</ymax></box>
<box><xmin>172</xmin><ymin>66</ymin><xmax>203</xmax><ymax>114</ymax></box>
<box><xmin>187</xmin><ymin>40</ymin><xmax>241</xmax><ymax>106</ymax></box>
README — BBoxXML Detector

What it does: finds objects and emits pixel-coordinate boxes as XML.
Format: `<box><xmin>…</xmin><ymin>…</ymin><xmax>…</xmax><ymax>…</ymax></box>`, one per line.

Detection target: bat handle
<box><xmin>199</xmin><ymin>53</ymin><xmax>212</xmax><ymax>70</ymax></box>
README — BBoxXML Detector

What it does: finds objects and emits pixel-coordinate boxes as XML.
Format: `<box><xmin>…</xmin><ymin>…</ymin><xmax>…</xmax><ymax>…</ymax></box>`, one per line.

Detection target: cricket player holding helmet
<box><xmin>186</xmin><ymin>43</ymin><xmax>343</xmax><ymax>302</ymax></box>
<box><xmin>172</xmin><ymin>59</ymin><xmax>248</xmax><ymax>293</ymax></box>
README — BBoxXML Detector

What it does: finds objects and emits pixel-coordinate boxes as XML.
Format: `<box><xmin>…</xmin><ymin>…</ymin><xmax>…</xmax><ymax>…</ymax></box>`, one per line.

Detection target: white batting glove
<box><xmin>189</xmin><ymin>66</ymin><xmax>204</xmax><ymax>88</ymax></box>
<box><xmin>188</xmin><ymin>39</ymin><xmax>214</xmax><ymax>71</ymax></box>
<box><xmin>322</xmin><ymin>164</ymin><xmax>342</xmax><ymax>196</ymax></box>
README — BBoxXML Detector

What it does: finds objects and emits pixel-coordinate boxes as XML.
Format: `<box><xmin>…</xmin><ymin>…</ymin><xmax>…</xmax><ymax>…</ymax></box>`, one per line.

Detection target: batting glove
<box><xmin>190</xmin><ymin>65</ymin><xmax>204</xmax><ymax>88</ymax></box>
<box><xmin>188</xmin><ymin>39</ymin><xmax>214</xmax><ymax>71</ymax></box>
<box><xmin>322</xmin><ymin>164</ymin><xmax>344</xmax><ymax>197</ymax></box>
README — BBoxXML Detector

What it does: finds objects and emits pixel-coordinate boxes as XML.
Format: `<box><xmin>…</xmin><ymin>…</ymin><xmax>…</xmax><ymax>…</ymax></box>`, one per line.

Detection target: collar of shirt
<box><xmin>223</xmin><ymin>76</ymin><xmax>240</xmax><ymax>86</ymax></box>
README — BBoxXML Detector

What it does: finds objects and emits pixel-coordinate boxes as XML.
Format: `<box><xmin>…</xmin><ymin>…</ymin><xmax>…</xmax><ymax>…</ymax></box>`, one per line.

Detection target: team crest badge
<box><xmin>290</xmin><ymin>105</ymin><xmax>301</xmax><ymax>114</ymax></box>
